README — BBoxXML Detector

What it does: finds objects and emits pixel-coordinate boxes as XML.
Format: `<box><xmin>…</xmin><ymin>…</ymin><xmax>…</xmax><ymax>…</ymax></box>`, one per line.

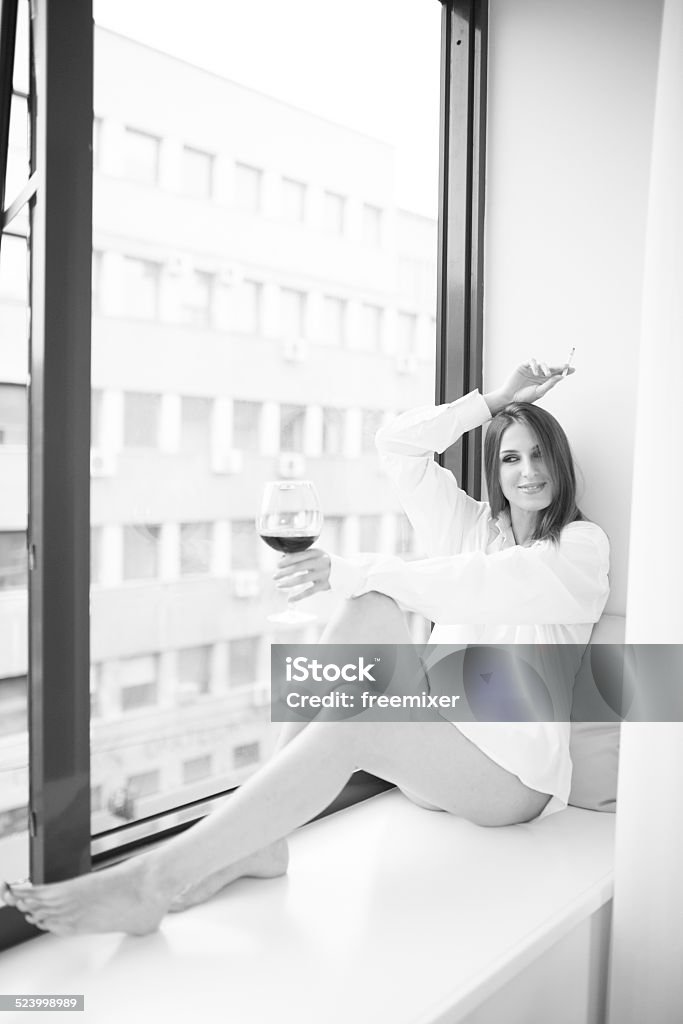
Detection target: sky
<box><xmin>93</xmin><ymin>0</ymin><xmax>442</xmax><ymax>218</ymax></box>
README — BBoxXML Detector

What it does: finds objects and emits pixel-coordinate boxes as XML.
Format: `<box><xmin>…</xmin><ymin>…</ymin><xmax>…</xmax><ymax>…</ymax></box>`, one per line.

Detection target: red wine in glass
<box><xmin>256</xmin><ymin>480</ymin><xmax>323</xmax><ymax>625</ymax></box>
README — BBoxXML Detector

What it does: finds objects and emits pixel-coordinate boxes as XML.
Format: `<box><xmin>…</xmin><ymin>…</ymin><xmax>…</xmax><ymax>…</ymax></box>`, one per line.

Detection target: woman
<box><xmin>1</xmin><ymin>359</ymin><xmax>609</xmax><ymax>936</ymax></box>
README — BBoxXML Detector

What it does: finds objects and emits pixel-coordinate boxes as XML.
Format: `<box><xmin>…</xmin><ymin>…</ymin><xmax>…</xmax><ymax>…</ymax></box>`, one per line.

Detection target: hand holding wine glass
<box><xmin>257</xmin><ymin>480</ymin><xmax>325</xmax><ymax>624</ymax></box>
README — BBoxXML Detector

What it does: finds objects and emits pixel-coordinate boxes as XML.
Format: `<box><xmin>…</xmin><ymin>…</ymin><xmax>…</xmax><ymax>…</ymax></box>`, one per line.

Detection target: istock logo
<box><xmin>285</xmin><ymin>656</ymin><xmax>378</xmax><ymax>684</ymax></box>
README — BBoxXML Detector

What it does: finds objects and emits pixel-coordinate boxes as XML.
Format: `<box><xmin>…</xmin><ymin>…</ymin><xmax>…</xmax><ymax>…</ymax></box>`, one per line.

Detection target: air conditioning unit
<box><xmin>212</xmin><ymin>448</ymin><xmax>243</xmax><ymax>475</ymax></box>
<box><xmin>166</xmin><ymin>252</ymin><xmax>192</xmax><ymax>277</ymax></box>
<box><xmin>218</xmin><ymin>263</ymin><xmax>243</xmax><ymax>288</ymax></box>
<box><xmin>282</xmin><ymin>337</ymin><xmax>307</xmax><ymax>362</ymax></box>
<box><xmin>90</xmin><ymin>449</ymin><xmax>117</xmax><ymax>477</ymax></box>
<box><xmin>396</xmin><ymin>353</ymin><xmax>418</xmax><ymax>375</ymax></box>
<box><xmin>233</xmin><ymin>570</ymin><xmax>261</xmax><ymax>598</ymax></box>
<box><xmin>278</xmin><ymin>452</ymin><xmax>306</xmax><ymax>478</ymax></box>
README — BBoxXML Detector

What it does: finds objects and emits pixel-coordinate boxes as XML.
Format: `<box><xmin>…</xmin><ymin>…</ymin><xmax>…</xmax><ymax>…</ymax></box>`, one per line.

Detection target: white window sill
<box><xmin>1</xmin><ymin>790</ymin><xmax>615</xmax><ymax>1024</ymax></box>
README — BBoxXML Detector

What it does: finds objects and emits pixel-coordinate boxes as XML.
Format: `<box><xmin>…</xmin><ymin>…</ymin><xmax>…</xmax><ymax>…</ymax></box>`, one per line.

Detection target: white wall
<box><xmin>483</xmin><ymin>0</ymin><xmax>664</xmax><ymax>614</ymax></box>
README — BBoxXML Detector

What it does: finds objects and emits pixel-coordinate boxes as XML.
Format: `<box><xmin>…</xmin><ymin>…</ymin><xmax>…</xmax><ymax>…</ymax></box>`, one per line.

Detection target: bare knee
<box><xmin>322</xmin><ymin>591</ymin><xmax>407</xmax><ymax>644</ymax></box>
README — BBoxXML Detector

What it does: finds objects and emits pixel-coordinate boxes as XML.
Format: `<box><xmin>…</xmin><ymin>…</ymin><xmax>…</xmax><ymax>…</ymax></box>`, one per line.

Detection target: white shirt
<box><xmin>329</xmin><ymin>390</ymin><xmax>610</xmax><ymax>815</ymax></box>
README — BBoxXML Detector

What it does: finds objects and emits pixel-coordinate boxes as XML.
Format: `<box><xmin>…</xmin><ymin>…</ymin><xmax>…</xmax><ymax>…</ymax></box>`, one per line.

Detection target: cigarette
<box><xmin>561</xmin><ymin>347</ymin><xmax>576</xmax><ymax>378</ymax></box>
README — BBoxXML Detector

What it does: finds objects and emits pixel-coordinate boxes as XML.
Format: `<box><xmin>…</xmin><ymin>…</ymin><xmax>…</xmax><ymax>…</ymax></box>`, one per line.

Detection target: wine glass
<box><xmin>256</xmin><ymin>480</ymin><xmax>323</xmax><ymax>626</ymax></box>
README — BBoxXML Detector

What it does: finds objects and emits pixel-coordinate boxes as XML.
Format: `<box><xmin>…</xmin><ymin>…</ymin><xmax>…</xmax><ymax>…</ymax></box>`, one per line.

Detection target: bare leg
<box><xmin>4</xmin><ymin>594</ymin><xmax>550</xmax><ymax>935</ymax></box>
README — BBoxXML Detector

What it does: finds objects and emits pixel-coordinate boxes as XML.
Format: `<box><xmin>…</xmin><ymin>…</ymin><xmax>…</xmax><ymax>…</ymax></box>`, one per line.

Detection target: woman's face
<box><xmin>498</xmin><ymin>422</ymin><xmax>554</xmax><ymax>517</ymax></box>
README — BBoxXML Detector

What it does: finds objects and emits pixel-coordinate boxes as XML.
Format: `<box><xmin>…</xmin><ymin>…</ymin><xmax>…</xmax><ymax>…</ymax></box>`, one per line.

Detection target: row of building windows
<box><xmin>0</xmin><ymin>514</ymin><xmax>414</xmax><ymax>589</ymax></box>
<box><xmin>0</xmin><ymin>635</ymin><xmax>270</xmax><ymax>735</ymax></box>
<box><xmin>1</xmin><ymin>236</ymin><xmax>434</xmax><ymax>348</ymax></box>
<box><xmin>0</xmin><ymin>739</ymin><xmax>262</xmax><ymax>836</ymax></box>
<box><xmin>93</xmin><ymin>118</ymin><xmax>384</xmax><ymax>243</ymax></box>
<box><xmin>1</xmin><ymin>384</ymin><xmax>396</xmax><ymax>458</ymax></box>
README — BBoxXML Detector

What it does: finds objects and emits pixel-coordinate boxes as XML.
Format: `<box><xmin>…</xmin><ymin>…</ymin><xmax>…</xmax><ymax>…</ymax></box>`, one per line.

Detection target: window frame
<box><xmin>0</xmin><ymin>0</ymin><xmax>487</xmax><ymax>952</ymax></box>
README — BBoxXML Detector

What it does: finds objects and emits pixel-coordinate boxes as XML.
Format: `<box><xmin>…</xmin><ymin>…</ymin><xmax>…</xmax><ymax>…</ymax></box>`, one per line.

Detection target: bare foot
<box><xmin>169</xmin><ymin>839</ymin><xmax>289</xmax><ymax>912</ymax></box>
<box><xmin>2</xmin><ymin>857</ymin><xmax>168</xmax><ymax>936</ymax></box>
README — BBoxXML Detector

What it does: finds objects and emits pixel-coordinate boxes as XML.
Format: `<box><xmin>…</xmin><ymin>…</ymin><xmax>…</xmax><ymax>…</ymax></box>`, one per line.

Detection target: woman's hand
<box><xmin>484</xmin><ymin>358</ymin><xmax>575</xmax><ymax>414</ymax></box>
<box><xmin>272</xmin><ymin>548</ymin><xmax>332</xmax><ymax>603</ymax></box>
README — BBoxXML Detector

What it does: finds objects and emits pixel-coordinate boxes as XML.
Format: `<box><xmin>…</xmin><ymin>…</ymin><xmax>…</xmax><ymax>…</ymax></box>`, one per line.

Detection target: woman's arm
<box><xmin>326</xmin><ymin>521</ymin><xmax>609</xmax><ymax>626</ymax></box>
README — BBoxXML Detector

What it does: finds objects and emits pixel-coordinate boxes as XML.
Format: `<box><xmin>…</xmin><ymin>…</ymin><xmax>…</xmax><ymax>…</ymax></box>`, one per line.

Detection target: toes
<box><xmin>1</xmin><ymin>883</ymin><xmax>18</xmax><ymax>907</ymax></box>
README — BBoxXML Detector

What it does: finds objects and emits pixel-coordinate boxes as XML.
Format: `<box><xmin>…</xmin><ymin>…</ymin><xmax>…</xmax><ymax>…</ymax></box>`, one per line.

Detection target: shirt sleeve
<box><xmin>375</xmin><ymin>390</ymin><xmax>492</xmax><ymax>557</ymax></box>
<box><xmin>329</xmin><ymin>521</ymin><xmax>610</xmax><ymax>626</ymax></box>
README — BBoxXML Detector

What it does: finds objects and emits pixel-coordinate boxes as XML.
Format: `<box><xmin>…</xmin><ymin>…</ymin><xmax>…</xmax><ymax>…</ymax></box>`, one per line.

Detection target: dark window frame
<box><xmin>0</xmin><ymin>0</ymin><xmax>487</xmax><ymax>952</ymax></box>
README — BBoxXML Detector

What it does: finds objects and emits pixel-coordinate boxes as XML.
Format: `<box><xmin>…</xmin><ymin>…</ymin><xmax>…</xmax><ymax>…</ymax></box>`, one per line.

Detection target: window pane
<box><xmin>121</xmin><ymin>257</ymin><xmax>160</xmax><ymax>320</ymax></box>
<box><xmin>234</xmin><ymin>162</ymin><xmax>262</xmax><ymax>213</ymax></box>
<box><xmin>280</xmin><ymin>404</ymin><xmax>306</xmax><ymax>452</ymax></box>
<box><xmin>231</xmin><ymin>520</ymin><xmax>259</xmax><ymax>571</ymax></box>
<box><xmin>90</xmin><ymin>0</ymin><xmax>439</xmax><ymax>833</ymax></box>
<box><xmin>323</xmin><ymin>190</ymin><xmax>345</xmax><ymax>234</ymax></box>
<box><xmin>233</xmin><ymin>279</ymin><xmax>261</xmax><ymax>334</ymax></box>
<box><xmin>321</xmin><ymin>296</ymin><xmax>346</xmax><ymax>346</ymax></box>
<box><xmin>180</xmin><ymin>522</ymin><xmax>212</xmax><ymax>575</ymax></box>
<box><xmin>123</xmin><ymin>525</ymin><xmax>160</xmax><ymax>580</ymax></box>
<box><xmin>181</xmin><ymin>396</ymin><xmax>212</xmax><ymax>452</ymax></box>
<box><xmin>322</xmin><ymin>408</ymin><xmax>345</xmax><ymax>456</ymax></box>
<box><xmin>280</xmin><ymin>288</ymin><xmax>306</xmax><ymax>339</ymax></box>
<box><xmin>229</xmin><ymin>637</ymin><xmax>261</xmax><ymax>688</ymax></box>
<box><xmin>124</xmin><ymin>392</ymin><xmax>160</xmax><ymax>448</ymax></box>
<box><xmin>359</xmin><ymin>304</ymin><xmax>382</xmax><ymax>352</ymax></box>
<box><xmin>233</xmin><ymin>400</ymin><xmax>261</xmax><ymax>451</ymax></box>
<box><xmin>281</xmin><ymin>177</ymin><xmax>306</xmax><ymax>222</ymax></box>
<box><xmin>362</xmin><ymin>203</ymin><xmax>382</xmax><ymax>246</ymax></box>
<box><xmin>0</xmin><ymin>215</ymin><xmax>29</xmax><ymax>878</ymax></box>
<box><xmin>181</xmin><ymin>146</ymin><xmax>213</xmax><ymax>199</ymax></box>
<box><xmin>0</xmin><ymin>383</ymin><xmax>27</xmax><ymax>445</ymax></box>
<box><xmin>123</xmin><ymin>127</ymin><xmax>160</xmax><ymax>184</ymax></box>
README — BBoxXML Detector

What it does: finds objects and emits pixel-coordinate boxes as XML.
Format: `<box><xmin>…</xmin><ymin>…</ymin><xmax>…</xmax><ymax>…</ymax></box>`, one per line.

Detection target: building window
<box><xmin>229</xmin><ymin>637</ymin><xmax>261</xmax><ymax>688</ymax></box>
<box><xmin>124</xmin><ymin>392</ymin><xmax>160</xmax><ymax>448</ymax></box>
<box><xmin>181</xmin><ymin>145</ymin><xmax>213</xmax><ymax>199</ymax></box>
<box><xmin>231</xmin><ymin>520</ymin><xmax>259</xmax><ymax>571</ymax></box>
<box><xmin>280</xmin><ymin>404</ymin><xmax>306</xmax><ymax>452</ymax></box>
<box><xmin>358</xmin><ymin>515</ymin><xmax>381</xmax><ymax>552</ymax></box>
<box><xmin>0</xmin><ymin>531</ymin><xmax>27</xmax><ymax>590</ymax></box>
<box><xmin>122</xmin><ymin>524</ymin><xmax>161</xmax><ymax>581</ymax></box>
<box><xmin>122</xmin><ymin>127</ymin><xmax>160</xmax><ymax>185</ymax></box>
<box><xmin>182</xmin><ymin>755</ymin><xmax>213</xmax><ymax>785</ymax></box>
<box><xmin>233</xmin><ymin>279</ymin><xmax>262</xmax><ymax>335</ymax></box>
<box><xmin>179</xmin><ymin>270</ymin><xmax>213</xmax><ymax>327</ymax></box>
<box><xmin>234</xmin><ymin>161</ymin><xmax>262</xmax><ymax>213</ymax></box>
<box><xmin>127</xmin><ymin>769</ymin><xmax>161</xmax><ymax>798</ymax></box>
<box><xmin>181</xmin><ymin>396</ymin><xmax>212</xmax><ymax>453</ymax></box>
<box><xmin>280</xmin><ymin>287</ymin><xmax>306</xmax><ymax>339</ymax></box>
<box><xmin>281</xmin><ymin>177</ymin><xmax>306</xmax><ymax>222</ymax></box>
<box><xmin>322</xmin><ymin>407</ymin><xmax>345</xmax><ymax>456</ymax></box>
<box><xmin>233</xmin><ymin>400</ymin><xmax>261</xmax><ymax>452</ymax></box>
<box><xmin>361</xmin><ymin>409</ymin><xmax>384</xmax><ymax>453</ymax></box>
<box><xmin>120</xmin><ymin>256</ymin><xmax>161</xmax><ymax>320</ymax></box>
<box><xmin>0</xmin><ymin>383</ymin><xmax>27</xmax><ymax>445</ymax></box>
<box><xmin>0</xmin><ymin>675</ymin><xmax>27</xmax><ymax>736</ymax></box>
<box><xmin>321</xmin><ymin>296</ymin><xmax>346</xmax><ymax>346</ymax></box>
<box><xmin>233</xmin><ymin>742</ymin><xmax>260</xmax><ymax>769</ymax></box>
<box><xmin>179</xmin><ymin>522</ymin><xmax>212</xmax><ymax>576</ymax></box>
<box><xmin>319</xmin><ymin>515</ymin><xmax>344</xmax><ymax>556</ymax></box>
<box><xmin>178</xmin><ymin>645</ymin><xmax>212</xmax><ymax>697</ymax></box>
<box><xmin>323</xmin><ymin>190</ymin><xmax>345</xmax><ymax>234</ymax></box>
<box><xmin>397</xmin><ymin>311</ymin><xmax>418</xmax><ymax>356</ymax></box>
<box><xmin>362</xmin><ymin>203</ymin><xmax>382</xmax><ymax>246</ymax></box>
<box><xmin>119</xmin><ymin>654</ymin><xmax>159</xmax><ymax>712</ymax></box>
<box><xmin>359</xmin><ymin>303</ymin><xmax>382</xmax><ymax>352</ymax></box>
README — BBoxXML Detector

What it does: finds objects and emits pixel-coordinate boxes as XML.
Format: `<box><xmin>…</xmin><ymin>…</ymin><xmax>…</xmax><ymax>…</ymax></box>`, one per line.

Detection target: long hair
<box><xmin>483</xmin><ymin>402</ymin><xmax>585</xmax><ymax>544</ymax></box>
